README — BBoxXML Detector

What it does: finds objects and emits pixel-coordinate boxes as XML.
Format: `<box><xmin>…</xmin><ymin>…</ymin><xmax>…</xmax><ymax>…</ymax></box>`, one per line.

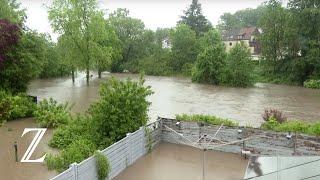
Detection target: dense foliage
<box><xmin>46</xmin><ymin>76</ymin><xmax>153</xmax><ymax>171</ymax></box>
<box><xmin>304</xmin><ymin>79</ymin><xmax>320</xmax><ymax>89</ymax></box>
<box><xmin>170</xmin><ymin>24</ymin><xmax>198</xmax><ymax>73</ymax></box>
<box><xmin>220</xmin><ymin>43</ymin><xmax>254</xmax><ymax>87</ymax></box>
<box><xmin>34</xmin><ymin>98</ymin><xmax>70</xmax><ymax>128</ymax></box>
<box><xmin>0</xmin><ymin>91</ymin><xmax>36</xmax><ymax>126</ymax></box>
<box><xmin>258</xmin><ymin>0</ymin><xmax>320</xmax><ymax>85</ymax></box>
<box><xmin>89</xmin><ymin>76</ymin><xmax>153</xmax><ymax>147</ymax></box>
<box><xmin>192</xmin><ymin>29</ymin><xmax>226</xmax><ymax>84</ymax></box>
<box><xmin>46</xmin><ymin>139</ymin><xmax>96</xmax><ymax>172</ymax></box>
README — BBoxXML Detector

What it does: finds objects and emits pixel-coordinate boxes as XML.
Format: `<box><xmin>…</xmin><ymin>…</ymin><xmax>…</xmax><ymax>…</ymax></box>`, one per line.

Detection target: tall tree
<box><xmin>221</xmin><ymin>42</ymin><xmax>254</xmax><ymax>87</ymax></box>
<box><xmin>258</xmin><ymin>0</ymin><xmax>287</xmax><ymax>74</ymax></box>
<box><xmin>178</xmin><ymin>0</ymin><xmax>212</xmax><ymax>36</ymax></box>
<box><xmin>108</xmin><ymin>8</ymin><xmax>145</xmax><ymax>72</ymax></box>
<box><xmin>0</xmin><ymin>0</ymin><xmax>47</xmax><ymax>93</ymax></box>
<box><xmin>192</xmin><ymin>29</ymin><xmax>226</xmax><ymax>84</ymax></box>
<box><xmin>170</xmin><ymin>24</ymin><xmax>198</xmax><ymax>72</ymax></box>
<box><xmin>217</xmin><ymin>6</ymin><xmax>266</xmax><ymax>32</ymax></box>
<box><xmin>48</xmin><ymin>0</ymin><xmax>109</xmax><ymax>85</ymax></box>
<box><xmin>289</xmin><ymin>0</ymin><xmax>320</xmax><ymax>78</ymax></box>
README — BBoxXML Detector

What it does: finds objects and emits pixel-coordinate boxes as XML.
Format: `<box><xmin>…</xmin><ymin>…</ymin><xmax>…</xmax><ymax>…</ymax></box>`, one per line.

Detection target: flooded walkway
<box><xmin>0</xmin><ymin>118</ymin><xmax>57</xmax><ymax>180</ymax></box>
<box><xmin>114</xmin><ymin>143</ymin><xmax>248</xmax><ymax>180</ymax></box>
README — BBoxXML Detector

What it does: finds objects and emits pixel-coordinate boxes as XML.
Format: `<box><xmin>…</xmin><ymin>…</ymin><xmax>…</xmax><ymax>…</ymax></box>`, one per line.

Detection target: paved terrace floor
<box><xmin>114</xmin><ymin>142</ymin><xmax>248</xmax><ymax>180</ymax></box>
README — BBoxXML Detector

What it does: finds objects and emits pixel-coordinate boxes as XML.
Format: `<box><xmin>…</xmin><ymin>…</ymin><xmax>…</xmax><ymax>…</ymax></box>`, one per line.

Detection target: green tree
<box><xmin>108</xmin><ymin>8</ymin><xmax>145</xmax><ymax>72</ymax></box>
<box><xmin>221</xmin><ymin>42</ymin><xmax>254</xmax><ymax>87</ymax></box>
<box><xmin>170</xmin><ymin>24</ymin><xmax>198</xmax><ymax>72</ymax></box>
<box><xmin>217</xmin><ymin>6</ymin><xmax>266</xmax><ymax>32</ymax></box>
<box><xmin>178</xmin><ymin>0</ymin><xmax>212</xmax><ymax>36</ymax></box>
<box><xmin>0</xmin><ymin>0</ymin><xmax>26</xmax><ymax>23</ymax></box>
<box><xmin>48</xmin><ymin>0</ymin><xmax>109</xmax><ymax>85</ymax></box>
<box><xmin>288</xmin><ymin>0</ymin><xmax>320</xmax><ymax>79</ymax></box>
<box><xmin>0</xmin><ymin>30</ymin><xmax>47</xmax><ymax>93</ymax></box>
<box><xmin>39</xmin><ymin>35</ymin><xmax>71</xmax><ymax>78</ymax></box>
<box><xmin>89</xmin><ymin>76</ymin><xmax>153</xmax><ymax>148</ymax></box>
<box><xmin>258</xmin><ymin>0</ymin><xmax>287</xmax><ymax>75</ymax></box>
<box><xmin>192</xmin><ymin>29</ymin><xmax>226</xmax><ymax>84</ymax></box>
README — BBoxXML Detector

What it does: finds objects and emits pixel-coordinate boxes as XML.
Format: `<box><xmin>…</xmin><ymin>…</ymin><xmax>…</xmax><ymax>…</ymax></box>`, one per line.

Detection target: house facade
<box><xmin>222</xmin><ymin>27</ymin><xmax>261</xmax><ymax>60</ymax></box>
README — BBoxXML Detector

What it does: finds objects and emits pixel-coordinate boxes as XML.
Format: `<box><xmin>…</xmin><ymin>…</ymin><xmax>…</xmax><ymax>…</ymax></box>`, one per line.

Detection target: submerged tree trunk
<box><xmin>71</xmin><ymin>69</ymin><xmax>75</xmax><ymax>84</ymax></box>
<box><xmin>98</xmin><ymin>69</ymin><xmax>102</xmax><ymax>79</ymax></box>
<box><xmin>86</xmin><ymin>67</ymin><xmax>89</xmax><ymax>86</ymax></box>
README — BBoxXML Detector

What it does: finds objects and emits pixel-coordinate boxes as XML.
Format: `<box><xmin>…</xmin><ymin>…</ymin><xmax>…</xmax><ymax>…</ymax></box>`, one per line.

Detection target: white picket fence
<box><xmin>50</xmin><ymin>120</ymin><xmax>161</xmax><ymax>180</ymax></box>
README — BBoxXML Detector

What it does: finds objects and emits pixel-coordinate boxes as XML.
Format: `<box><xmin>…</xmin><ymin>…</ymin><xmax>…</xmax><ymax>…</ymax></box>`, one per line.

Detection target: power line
<box><xmin>300</xmin><ymin>173</ymin><xmax>320</xmax><ymax>180</ymax></box>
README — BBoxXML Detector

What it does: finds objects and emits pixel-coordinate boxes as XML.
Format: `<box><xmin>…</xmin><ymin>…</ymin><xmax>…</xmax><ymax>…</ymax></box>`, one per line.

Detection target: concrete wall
<box><xmin>160</xmin><ymin>117</ymin><xmax>320</xmax><ymax>156</ymax></box>
<box><xmin>51</xmin><ymin>117</ymin><xmax>320</xmax><ymax>180</ymax></box>
<box><xmin>50</xmin><ymin>120</ymin><xmax>162</xmax><ymax>180</ymax></box>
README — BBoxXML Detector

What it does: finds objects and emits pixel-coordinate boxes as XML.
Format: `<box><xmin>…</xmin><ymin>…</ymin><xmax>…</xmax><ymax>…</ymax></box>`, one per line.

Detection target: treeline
<box><xmin>0</xmin><ymin>0</ymin><xmax>70</xmax><ymax>93</ymax></box>
<box><xmin>1</xmin><ymin>0</ymin><xmax>319</xmax><ymax>92</ymax></box>
<box><xmin>218</xmin><ymin>0</ymin><xmax>320</xmax><ymax>87</ymax></box>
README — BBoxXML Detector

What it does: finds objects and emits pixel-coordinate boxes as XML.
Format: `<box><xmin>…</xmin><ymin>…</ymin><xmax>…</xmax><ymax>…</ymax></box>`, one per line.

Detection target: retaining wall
<box><xmin>51</xmin><ymin>117</ymin><xmax>320</xmax><ymax>180</ymax></box>
<box><xmin>160</xmin><ymin>117</ymin><xmax>320</xmax><ymax>156</ymax></box>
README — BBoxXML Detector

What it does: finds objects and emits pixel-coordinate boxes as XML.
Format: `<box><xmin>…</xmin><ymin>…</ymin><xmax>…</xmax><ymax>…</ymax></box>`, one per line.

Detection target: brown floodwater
<box><xmin>0</xmin><ymin>118</ymin><xmax>57</xmax><ymax>180</ymax></box>
<box><xmin>28</xmin><ymin>72</ymin><xmax>320</xmax><ymax>127</ymax></box>
<box><xmin>1</xmin><ymin>72</ymin><xmax>319</xmax><ymax>180</ymax></box>
<box><xmin>114</xmin><ymin>142</ymin><xmax>248</xmax><ymax>180</ymax></box>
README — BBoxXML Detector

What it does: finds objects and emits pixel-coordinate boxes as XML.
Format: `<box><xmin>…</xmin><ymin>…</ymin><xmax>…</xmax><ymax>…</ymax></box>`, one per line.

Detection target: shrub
<box><xmin>308</xmin><ymin>122</ymin><xmax>320</xmax><ymax>136</ymax></box>
<box><xmin>49</xmin><ymin>115</ymin><xmax>93</xmax><ymax>149</ymax></box>
<box><xmin>89</xmin><ymin>76</ymin><xmax>153</xmax><ymax>148</ymax></box>
<box><xmin>261</xmin><ymin>117</ymin><xmax>280</xmax><ymax>130</ymax></box>
<box><xmin>46</xmin><ymin>139</ymin><xmax>96</xmax><ymax>172</ymax></box>
<box><xmin>262</xmin><ymin>108</ymin><xmax>287</xmax><ymax>123</ymax></box>
<box><xmin>176</xmin><ymin>114</ymin><xmax>238</xmax><ymax>127</ymax></box>
<box><xmin>0</xmin><ymin>91</ymin><xmax>11</xmax><ymax>126</ymax></box>
<box><xmin>8</xmin><ymin>93</ymin><xmax>36</xmax><ymax>120</ymax></box>
<box><xmin>95</xmin><ymin>151</ymin><xmax>110</xmax><ymax>180</ymax></box>
<box><xmin>220</xmin><ymin>42</ymin><xmax>254</xmax><ymax>87</ymax></box>
<box><xmin>0</xmin><ymin>91</ymin><xmax>36</xmax><ymax>125</ymax></box>
<box><xmin>34</xmin><ymin>98</ymin><xmax>70</xmax><ymax>128</ymax></box>
<box><xmin>192</xmin><ymin>46</ymin><xmax>226</xmax><ymax>85</ymax></box>
<box><xmin>304</xmin><ymin>79</ymin><xmax>320</xmax><ymax>89</ymax></box>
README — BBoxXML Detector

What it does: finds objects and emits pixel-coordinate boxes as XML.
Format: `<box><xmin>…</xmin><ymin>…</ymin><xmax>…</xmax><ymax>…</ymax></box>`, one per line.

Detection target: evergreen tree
<box><xmin>178</xmin><ymin>0</ymin><xmax>212</xmax><ymax>36</ymax></box>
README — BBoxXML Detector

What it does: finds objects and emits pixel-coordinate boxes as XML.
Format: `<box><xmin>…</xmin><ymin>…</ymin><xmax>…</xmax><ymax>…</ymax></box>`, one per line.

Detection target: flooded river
<box><xmin>28</xmin><ymin>72</ymin><xmax>320</xmax><ymax>127</ymax></box>
<box><xmin>1</xmin><ymin>72</ymin><xmax>320</xmax><ymax>179</ymax></box>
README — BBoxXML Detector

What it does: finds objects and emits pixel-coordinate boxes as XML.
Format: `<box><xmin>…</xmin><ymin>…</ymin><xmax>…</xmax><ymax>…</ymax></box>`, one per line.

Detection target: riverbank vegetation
<box><xmin>45</xmin><ymin>76</ymin><xmax>153</xmax><ymax>172</ymax></box>
<box><xmin>1</xmin><ymin>0</ymin><xmax>319</xmax><ymax>89</ymax></box>
<box><xmin>0</xmin><ymin>91</ymin><xmax>36</xmax><ymax>126</ymax></box>
<box><xmin>176</xmin><ymin>114</ymin><xmax>239</xmax><ymax>127</ymax></box>
<box><xmin>176</xmin><ymin>112</ymin><xmax>320</xmax><ymax>136</ymax></box>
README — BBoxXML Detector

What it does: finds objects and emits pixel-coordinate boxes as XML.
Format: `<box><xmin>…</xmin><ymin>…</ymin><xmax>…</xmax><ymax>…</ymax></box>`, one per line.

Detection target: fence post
<box><xmin>126</xmin><ymin>133</ymin><xmax>132</xmax><ymax>166</ymax></box>
<box><xmin>70</xmin><ymin>162</ymin><xmax>78</xmax><ymax>180</ymax></box>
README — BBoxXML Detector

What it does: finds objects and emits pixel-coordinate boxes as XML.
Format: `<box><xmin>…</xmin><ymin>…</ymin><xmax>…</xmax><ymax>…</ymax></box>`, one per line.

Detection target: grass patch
<box><xmin>261</xmin><ymin>118</ymin><xmax>320</xmax><ymax>136</ymax></box>
<box><xmin>176</xmin><ymin>114</ymin><xmax>238</xmax><ymax>127</ymax></box>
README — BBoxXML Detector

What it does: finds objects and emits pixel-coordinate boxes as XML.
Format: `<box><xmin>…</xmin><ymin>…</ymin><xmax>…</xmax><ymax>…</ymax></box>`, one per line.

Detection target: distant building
<box><xmin>162</xmin><ymin>37</ymin><xmax>171</xmax><ymax>49</ymax></box>
<box><xmin>222</xmin><ymin>27</ymin><xmax>261</xmax><ymax>60</ymax></box>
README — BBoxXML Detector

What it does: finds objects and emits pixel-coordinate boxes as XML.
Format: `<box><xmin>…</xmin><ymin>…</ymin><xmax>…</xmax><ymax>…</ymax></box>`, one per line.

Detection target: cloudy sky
<box><xmin>18</xmin><ymin>0</ymin><xmax>285</xmax><ymax>40</ymax></box>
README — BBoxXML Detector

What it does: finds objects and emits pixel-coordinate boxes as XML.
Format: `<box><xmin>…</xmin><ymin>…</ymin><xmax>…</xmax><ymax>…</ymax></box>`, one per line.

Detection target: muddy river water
<box><xmin>0</xmin><ymin>72</ymin><xmax>320</xmax><ymax>179</ymax></box>
<box><xmin>28</xmin><ymin>72</ymin><xmax>320</xmax><ymax>126</ymax></box>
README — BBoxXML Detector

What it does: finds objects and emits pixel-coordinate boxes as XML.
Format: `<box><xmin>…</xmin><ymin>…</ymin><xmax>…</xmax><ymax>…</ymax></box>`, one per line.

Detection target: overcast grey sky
<box><xmin>18</xmin><ymin>0</ymin><xmax>284</xmax><ymax>40</ymax></box>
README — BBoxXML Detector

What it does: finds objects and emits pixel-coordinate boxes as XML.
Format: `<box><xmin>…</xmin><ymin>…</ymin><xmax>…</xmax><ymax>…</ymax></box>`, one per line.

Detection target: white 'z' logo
<box><xmin>20</xmin><ymin>128</ymin><xmax>47</xmax><ymax>163</ymax></box>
